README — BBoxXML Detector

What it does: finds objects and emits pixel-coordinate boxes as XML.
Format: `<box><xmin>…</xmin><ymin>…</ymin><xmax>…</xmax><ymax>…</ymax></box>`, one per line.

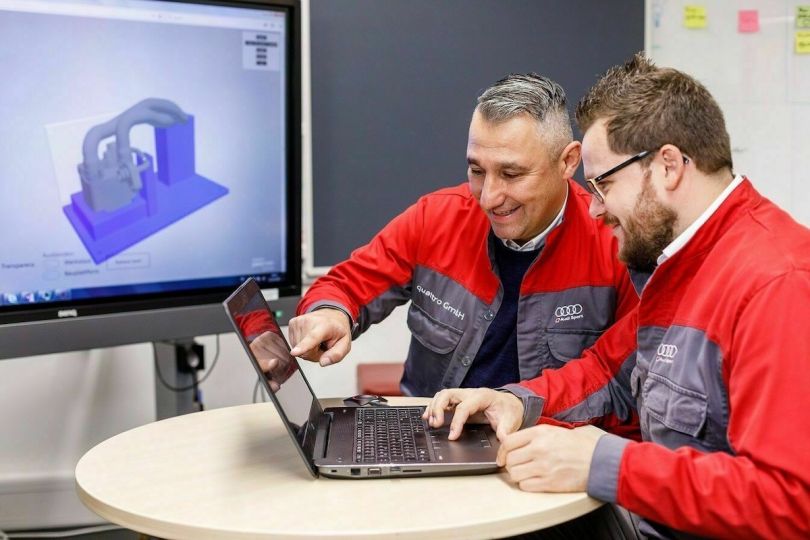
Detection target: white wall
<box><xmin>0</xmin><ymin>304</ymin><xmax>411</xmax><ymax>530</ymax></box>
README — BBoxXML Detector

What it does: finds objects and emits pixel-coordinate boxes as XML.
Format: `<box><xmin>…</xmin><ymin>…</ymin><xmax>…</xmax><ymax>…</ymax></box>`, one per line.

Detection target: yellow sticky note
<box><xmin>796</xmin><ymin>31</ymin><xmax>810</xmax><ymax>53</ymax></box>
<box><xmin>684</xmin><ymin>5</ymin><xmax>708</xmax><ymax>29</ymax></box>
<box><xmin>797</xmin><ymin>6</ymin><xmax>810</xmax><ymax>28</ymax></box>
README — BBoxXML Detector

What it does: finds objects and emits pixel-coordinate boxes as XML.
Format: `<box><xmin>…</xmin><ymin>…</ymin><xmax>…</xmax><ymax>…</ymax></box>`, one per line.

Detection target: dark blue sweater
<box><xmin>461</xmin><ymin>240</ymin><xmax>541</xmax><ymax>388</ymax></box>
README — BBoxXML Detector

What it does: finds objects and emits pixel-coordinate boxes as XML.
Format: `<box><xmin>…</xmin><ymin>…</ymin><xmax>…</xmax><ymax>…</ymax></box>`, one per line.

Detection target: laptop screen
<box><xmin>225</xmin><ymin>279</ymin><xmax>321</xmax><ymax>461</ymax></box>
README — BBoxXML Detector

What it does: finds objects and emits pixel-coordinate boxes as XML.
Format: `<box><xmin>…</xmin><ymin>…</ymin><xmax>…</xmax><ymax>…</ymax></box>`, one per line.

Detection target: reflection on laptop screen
<box><xmin>230</xmin><ymin>285</ymin><xmax>315</xmax><ymax>443</ymax></box>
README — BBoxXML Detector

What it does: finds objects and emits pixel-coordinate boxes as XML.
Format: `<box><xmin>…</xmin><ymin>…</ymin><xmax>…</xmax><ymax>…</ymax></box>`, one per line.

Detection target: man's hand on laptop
<box><xmin>288</xmin><ymin>308</ymin><xmax>352</xmax><ymax>366</ymax></box>
<box><xmin>424</xmin><ymin>388</ymin><xmax>524</xmax><ymax>442</ymax></box>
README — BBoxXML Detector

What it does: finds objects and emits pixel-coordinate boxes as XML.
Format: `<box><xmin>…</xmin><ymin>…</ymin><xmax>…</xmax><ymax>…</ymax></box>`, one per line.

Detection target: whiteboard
<box><xmin>646</xmin><ymin>0</ymin><xmax>810</xmax><ymax>226</ymax></box>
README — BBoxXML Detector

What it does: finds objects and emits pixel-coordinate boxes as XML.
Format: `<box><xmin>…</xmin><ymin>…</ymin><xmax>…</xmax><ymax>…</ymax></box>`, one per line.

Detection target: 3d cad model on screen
<box><xmin>63</xmin><ymin>97</ymin><xmax>228</xmax><ymax>264</ymax></box>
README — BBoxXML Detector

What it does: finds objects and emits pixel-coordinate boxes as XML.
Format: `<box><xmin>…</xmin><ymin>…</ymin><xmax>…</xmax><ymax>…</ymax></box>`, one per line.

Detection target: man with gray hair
<box><xmin>290</xmin><ymin>74</ymin><xmax>639</xmax><ymax>404</ymax></box>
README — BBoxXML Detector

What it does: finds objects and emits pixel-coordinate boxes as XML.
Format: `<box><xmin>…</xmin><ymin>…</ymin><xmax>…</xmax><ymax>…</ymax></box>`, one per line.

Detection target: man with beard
<box><xmin>424</xmin><ymin>54</ymin><xmax>810</xmax><ymax>539</ymax></box>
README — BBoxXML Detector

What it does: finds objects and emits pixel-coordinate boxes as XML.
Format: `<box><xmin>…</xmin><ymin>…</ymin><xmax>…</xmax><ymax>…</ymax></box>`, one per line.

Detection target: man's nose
<box><xmin>588</xmin><ymin>194</ymin><xmax>605</xmax><ymax>220</ymax></box>
<box><xmin>479</xmin><ymin>176</ymin><xmax>505</xmax><ymax>210</ymax></box>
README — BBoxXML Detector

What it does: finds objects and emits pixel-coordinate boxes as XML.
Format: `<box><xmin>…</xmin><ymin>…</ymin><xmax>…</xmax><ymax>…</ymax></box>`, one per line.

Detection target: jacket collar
<box><xmin>657</xmin><ymin>176</ymin><xmax>760</xmax><ymax>268</ymax></box>
<box><xmin>657</xmin><ymin>175</ymin><xmax>745</xmax><ymax>265</ymax></box>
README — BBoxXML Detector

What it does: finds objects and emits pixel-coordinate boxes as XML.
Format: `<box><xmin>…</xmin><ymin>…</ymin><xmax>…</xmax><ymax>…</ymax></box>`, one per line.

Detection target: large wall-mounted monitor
<box><xmin>0</xmin><ymin>0</ymin><xmax>302</xmax><ymax>359</ymax></box>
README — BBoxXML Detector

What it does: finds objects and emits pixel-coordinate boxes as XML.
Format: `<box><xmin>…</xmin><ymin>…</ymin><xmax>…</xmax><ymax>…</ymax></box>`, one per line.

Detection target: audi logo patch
<box><xmin>554</xmin><ymin>303</ymin><xmax>585</xmax><ymax>323</ymax></box>
<box><xmin>656</xmin><ymin>343</ymin><xmax>678</xmax><ymax>359</ymax></box>
<box><xmin>554</xmin><ymin>304</ymin><xmax>583</xmax><ymax>317</ymax></box>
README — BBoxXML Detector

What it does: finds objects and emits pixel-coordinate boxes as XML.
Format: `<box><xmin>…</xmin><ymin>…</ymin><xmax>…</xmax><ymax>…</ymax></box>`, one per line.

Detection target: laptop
<box><xmin>223</xmin><ymin>278</ymin><xmax>500</xmax><ymax>479</ymax></box>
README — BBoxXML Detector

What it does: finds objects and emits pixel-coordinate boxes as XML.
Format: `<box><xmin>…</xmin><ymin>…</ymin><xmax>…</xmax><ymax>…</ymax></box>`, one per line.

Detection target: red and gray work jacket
<box><xmin>508</xmin><ymin>179</ymin><xmax>810</xmax><ymax>538</ymax></box>
<box><xmin>299</xmin><ymin>180</ymin><xmax>639</xmax><ymax>399</ymax></box>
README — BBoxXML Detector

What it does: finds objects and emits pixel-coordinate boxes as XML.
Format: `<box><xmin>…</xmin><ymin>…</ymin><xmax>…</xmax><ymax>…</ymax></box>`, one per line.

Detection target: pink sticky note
<box><xmin>738</xmin><ymin>9</ymin><xmax>759</xmax><ymax>33</ymax></box>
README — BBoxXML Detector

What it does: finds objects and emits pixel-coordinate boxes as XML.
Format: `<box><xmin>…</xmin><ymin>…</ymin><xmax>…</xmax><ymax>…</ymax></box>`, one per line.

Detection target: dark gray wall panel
<box><xmin>310</xmin><ymin>0</ymin><xmax>644</xmax><ymax>266</ymax></box>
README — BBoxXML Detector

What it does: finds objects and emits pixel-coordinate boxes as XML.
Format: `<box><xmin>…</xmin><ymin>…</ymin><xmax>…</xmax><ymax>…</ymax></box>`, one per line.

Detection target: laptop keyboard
<box><xmin>354</xmin><ymin>407</ymin><xmax>430</xmax><ymax>463</ymax></box>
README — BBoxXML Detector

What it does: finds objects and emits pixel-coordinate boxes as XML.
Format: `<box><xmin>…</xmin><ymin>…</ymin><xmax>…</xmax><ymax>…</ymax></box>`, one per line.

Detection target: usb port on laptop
<box><xmin>368</xmin><ymin>467</ymin><xmax>381</xmax><ymax>476</ymax></box>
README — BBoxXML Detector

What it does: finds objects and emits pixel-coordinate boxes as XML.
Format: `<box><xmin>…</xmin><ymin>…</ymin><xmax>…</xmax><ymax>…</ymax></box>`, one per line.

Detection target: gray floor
<box><xmin>64</xmin><ymin>530</ymin><xmax>140</xmax><ymax>540</ymax></box>
<box><xmin>2</xmin><ymin>528</ymin><xmax>143</xmax><ymax>540</ymax></box>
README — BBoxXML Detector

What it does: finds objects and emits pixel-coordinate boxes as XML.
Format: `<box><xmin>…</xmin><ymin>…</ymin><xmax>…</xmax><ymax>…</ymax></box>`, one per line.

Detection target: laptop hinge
<box><xmin>313</xmin><ymin>411</ymin><xmax>332</xmax><ymax>460</ymax></box>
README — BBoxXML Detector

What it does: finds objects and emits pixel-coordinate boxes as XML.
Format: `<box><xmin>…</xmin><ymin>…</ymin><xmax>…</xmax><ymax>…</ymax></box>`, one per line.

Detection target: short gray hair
<box><xmin>477</xmin><ymin>73</ymin><xmax>573</xmax><ymax>158</ymax></box>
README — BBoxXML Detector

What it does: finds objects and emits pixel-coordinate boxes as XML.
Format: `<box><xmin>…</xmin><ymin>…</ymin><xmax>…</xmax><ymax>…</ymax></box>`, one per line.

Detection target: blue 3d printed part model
<box><xmin>63</xmin><ymin>98</ymin><xmax>228</xmax><ymax>264</ymax></box>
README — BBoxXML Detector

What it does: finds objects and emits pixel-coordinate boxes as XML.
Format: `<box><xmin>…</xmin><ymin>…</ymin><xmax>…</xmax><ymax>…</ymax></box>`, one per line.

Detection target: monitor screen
<box><xmin>0</xmin><ymin>0</ymin><xmax>301</xmax><ymax>357</ymax></box>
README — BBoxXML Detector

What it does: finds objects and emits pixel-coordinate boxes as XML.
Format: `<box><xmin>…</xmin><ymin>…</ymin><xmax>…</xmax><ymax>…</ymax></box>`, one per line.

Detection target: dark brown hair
<box><xmin>576</xmin><ymin>53</ymin><xmax>732</xmax><ymax>174</ymax></box>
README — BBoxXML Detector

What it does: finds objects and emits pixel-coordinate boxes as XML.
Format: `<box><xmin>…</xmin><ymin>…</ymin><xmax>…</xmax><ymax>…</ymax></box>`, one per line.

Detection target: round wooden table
<box><xmin>75</xmin><ymin>398</ymin><xmax>602</xmax><ymax>539</ymax></box>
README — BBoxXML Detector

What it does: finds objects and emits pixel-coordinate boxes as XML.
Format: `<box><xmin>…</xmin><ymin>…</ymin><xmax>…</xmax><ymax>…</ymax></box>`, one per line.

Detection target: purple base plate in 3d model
<box><xmin>64</xmin><ymin>172</ymin><xmax>227</xmax><ymax>265</ymax></box>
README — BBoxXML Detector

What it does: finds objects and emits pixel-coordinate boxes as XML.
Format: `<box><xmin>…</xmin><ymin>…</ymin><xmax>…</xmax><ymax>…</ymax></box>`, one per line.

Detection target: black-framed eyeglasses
<box><xmin>585</xmin><ymin>150</ymin><xmax>652</xmax><ymax>204</ymax></box>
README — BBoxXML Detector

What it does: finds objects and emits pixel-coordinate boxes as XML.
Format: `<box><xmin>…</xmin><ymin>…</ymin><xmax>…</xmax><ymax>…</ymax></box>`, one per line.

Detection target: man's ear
<box><xmin>558</xmin><ymin>141</ymin><xmax>582</xmax><ymax>179</ymax></box>
<box><xmin>659</xmin><ymin>144</ymin><xmax>688</xmax><ymax>191</ymax></box>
